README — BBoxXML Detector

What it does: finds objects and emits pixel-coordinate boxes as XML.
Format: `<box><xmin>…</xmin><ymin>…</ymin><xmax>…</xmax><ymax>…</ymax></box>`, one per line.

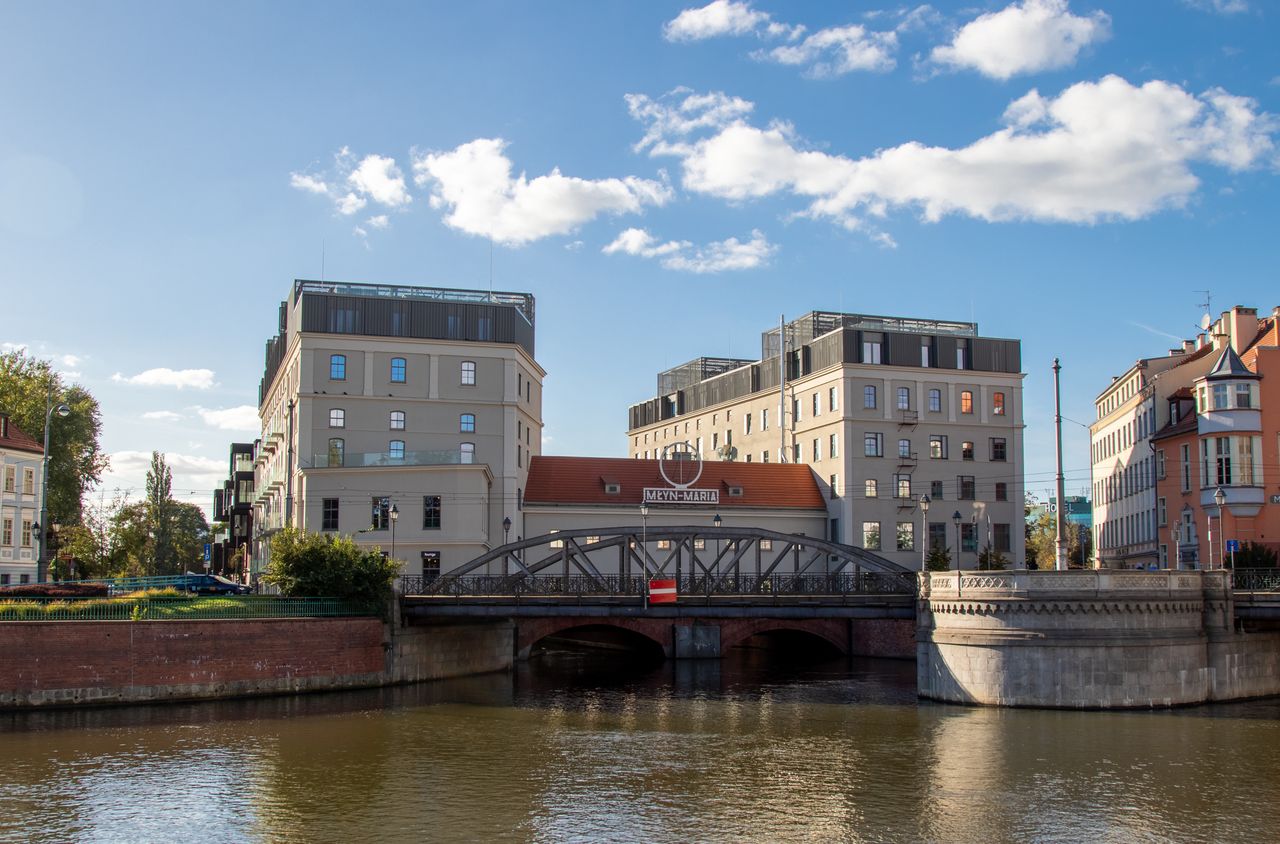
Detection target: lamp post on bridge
<box><xmin>953</xmin><ymin>511</ymin><xmax>962</xmax><ymax>573</ymax></box>
<box><xmin>640</xmin><ymin>503</ymin><xmax>649</xmax><ymax>610</ymax></box>
<box><xmin>389</xmin><ymin>503</ymin><xmax>399</xmax><ymax>565</ymax></box>
<box><xmin>1213</xmin><ymin>486</ymin><xmax>1227</xmax><ymax>571</ymax></box>
<box><xmin>919</xmin><ymin>494</ymin><xmax>931</xmax><ymax>573</ymax></box>
<box><xmin>502</xmin><ymin>516</ymin><xmax>511</xmax><ymax>577</ymax></box>
<box><xmin>712</xmin><ymin>512</ymin><xmax>722</xmax><ymax>588</ymax></box>
<box><xmin>37</xmin><ymin>397</ymin><xmax>71</xmax><ymax>584</ymax></box>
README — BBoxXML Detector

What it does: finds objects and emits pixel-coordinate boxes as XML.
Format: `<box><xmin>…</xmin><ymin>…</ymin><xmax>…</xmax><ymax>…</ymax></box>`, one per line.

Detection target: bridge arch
<box><xmin>718</xmin><ymin>618</ymin><xmax>850</xmax><ymax>657</ymax></box>
<box><xmin>516</xmin><ymin>617</ymin><xmax>672</xmax><ymax>661</ymax></box>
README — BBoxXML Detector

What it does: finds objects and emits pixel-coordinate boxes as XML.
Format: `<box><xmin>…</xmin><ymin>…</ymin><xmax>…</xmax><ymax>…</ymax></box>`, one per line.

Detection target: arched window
<box><xmin>863</xmin><ymin>385</ymin><xmax>877</xmax><ymax>409</ymax></box>
<box><xmin>390</xmin><ymin>357</ymin><xmax>406</xmax><ymax>383</ymax></box>
<box><xmin>960</xmin><ymin>390</ymin><xmax>974</xmax><ymax>414</ymax></box>
<box><xmin>992</xmin><ymin>392</ymin><xmax>1006</xmax><ymax>415</ymax></box>
<box><xmin>389</xmin><ymin>440</ymin><xmax>405</xmax><ymax>460</ymax></box>
<box><xmin>460</xmin><ymin>442</ymin><xmax>475</xmax><ymax>464</ymax></box>
<box><xmin>327</xmin><ymin>438</ymin><xmax>344</xmax><ymax>467</ymax></box>
<box><xmin>460</xmin><ymin>413</ymin><xmax>476</xmax><ymax>433</ymax></box>
<box><xmin>329</xmin><ymin>408</ymin><xmax>345</xmax><ymax>428</ymax></box>
<box><xmin>461</xmin><ymin>361</ymin><xmax>476</xmax><ymax>386</ymax></box>
<box><xmin>390</xmin><ymin>410</ymin><xmax>405</xmax><ymax>430</ymax></box>
<box><xmin>329</xmin><ymin>354</ymin><xmax>346</xmax><ymax>380</ymax></box>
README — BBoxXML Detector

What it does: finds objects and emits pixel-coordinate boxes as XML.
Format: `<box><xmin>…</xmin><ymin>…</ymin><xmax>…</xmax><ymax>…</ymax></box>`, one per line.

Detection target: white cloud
<box><xmin>411</xmin><ymin>138</ymin><xmax>671</xmax><ymax>245</ymax></box>
<box><xmin>336</xmin><ymin>192</ymin><xmax>367</xmax><ymax>215</ymax></box>
<box><xmin>603</xmin><ymin>227</ymin><xmax>776</xmax><ymax>273</ymax></box>
<box><xmin>930</xmin><ymin>0</ymin><xmax>1110</xmax><ymax>80</ymax></box>
<box><xmin>348</xmin><ymin>154</ymin><xmax>411</xmax><ymax>208</ymax></box>
<box><xmin>632</xmin><ymin>78</ymin><xmax>1277</xmax><ymax>238</ymax></box>
<box><xmin>564</xmin><ymin>240</ymin><xmax>584</xmax><ymax>251</ymax></box>
<box><xmin>111</xmin><ymin>368</ymin><xmax>216</xmax><ymax>390</ymax></box>
<box><xmin>366</xmin><ymin>214</ymin><xmax>390</xmax><ymax>229</ymax></box>
<box><xmin>664</xmin><ymin>1</ymin><xmax>772</xmax><ymax>41</ymax></box>
<box><xmin>1183</xmin><ymin>0</ymin><xmax>1249</xmax><ymax>13</ymax></box>
<box><xmin>756</xmin><ymin>25</ymin><xmax>899</xmax><ymax>76</ymax></box>
<box><xmin>142</xmin><ymin>410</ymin><xmax>183</xmax><ymax>422</ymax></box>
<box><xmin>289</xmin><ymin>173</ymin><xmax>329</xmax><ymax>194</ymax></box>
<box><xmin>101</xmin><ymin>451</ymin><xmax>226</xmax><ymax>509</ymax></box>
<box><xmin>196</xmin><ymin>405</ymin><xmax>260</xmax><ymax>432</ymax></box>
<box><xmin>59</xmin><ymin>354</ymin><xmax>80</xmax><ymax>367</ymax></box>
<box><xmin>627</xmin><ymin>89</ymin><xmax>755</xmax><ymax>153</ymax></box>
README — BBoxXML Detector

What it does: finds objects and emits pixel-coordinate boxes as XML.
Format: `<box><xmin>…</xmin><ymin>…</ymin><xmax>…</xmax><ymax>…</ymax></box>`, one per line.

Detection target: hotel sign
<box><xmin>643</xmin><ymin>487</ymin><xmax>719</xmax><ymax>505</ymax></box>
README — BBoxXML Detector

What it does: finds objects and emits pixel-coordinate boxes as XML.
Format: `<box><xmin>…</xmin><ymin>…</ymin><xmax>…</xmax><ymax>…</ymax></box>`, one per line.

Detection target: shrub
<box><xmin>925</xmin><ymin>545</ymin><xmax>952</xmax><ymax>572</ymax></box>
<box><xmin>0</xmin><ymin>582</ymin><xmax>108</xmax><ymax>598</ymax></box>
<box><xmin>978</xmin><ymin>544</ymin><xmax>1010</xmax><ymax>571</ymax></box>
<box><xmin>264</xmin><ymin>527</ymin><xmax>400</xmax><ymax>609</ymax></box>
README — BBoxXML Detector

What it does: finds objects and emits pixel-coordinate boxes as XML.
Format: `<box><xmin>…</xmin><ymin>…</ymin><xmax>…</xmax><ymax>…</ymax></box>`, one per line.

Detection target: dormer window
<box><xmin>727</xmin><ymin>485</ymin><xmax>743</xmax><ymax>497</ymax></box>
<box><xmin>603</xmin><ymin>481</ymin><xmax>621</xmax><ymax>495</ymax></box>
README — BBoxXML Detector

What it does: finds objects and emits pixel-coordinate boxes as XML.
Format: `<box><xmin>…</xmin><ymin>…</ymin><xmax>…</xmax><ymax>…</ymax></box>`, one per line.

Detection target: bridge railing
<box><xmin>1232</xmin><ymin>568</ymin><xmax>1280</xmax><ymax>592</ymax></box>
<box><xmin>399</xmin><ymin>572</ymin><xmax>917</xmax><ymax>598</ymax></box>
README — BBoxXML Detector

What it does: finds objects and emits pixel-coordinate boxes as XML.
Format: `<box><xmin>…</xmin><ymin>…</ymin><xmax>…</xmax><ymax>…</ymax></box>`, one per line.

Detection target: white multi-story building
<box><xmin>0</xmin><ymin>414</ymin><xmax>42</xmax><ymax>585</ymax></box>
<box><xmin>251</xmin><ymin>280</ymin><xmax>544</xmax><ymax>579</ymax></box>
<box><xmin>626</xmin><ymin>311</ymin><xmax>1026</xmax><ymax>570</ymax></box>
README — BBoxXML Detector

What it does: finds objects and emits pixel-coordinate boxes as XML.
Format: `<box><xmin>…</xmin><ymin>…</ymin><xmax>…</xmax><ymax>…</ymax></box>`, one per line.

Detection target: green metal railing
<box><xmin>0</xmin><ymin>596</ymin><xmax>370</xmax><ymax>622</ymax></box>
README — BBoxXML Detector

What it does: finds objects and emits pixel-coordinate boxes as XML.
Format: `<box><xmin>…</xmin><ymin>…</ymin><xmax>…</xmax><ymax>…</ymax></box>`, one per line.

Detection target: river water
<box><xmin>2</xmin><ymin>649</ymin><xmax>1278</xmax><ymax>843</ymax></box>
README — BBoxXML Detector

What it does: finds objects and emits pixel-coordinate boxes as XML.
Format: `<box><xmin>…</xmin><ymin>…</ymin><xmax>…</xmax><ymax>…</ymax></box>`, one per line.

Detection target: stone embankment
<box><xmin>917</xmin><ymin>569</ymin><xmax>1280</xmax><ymax>708</ymax></box>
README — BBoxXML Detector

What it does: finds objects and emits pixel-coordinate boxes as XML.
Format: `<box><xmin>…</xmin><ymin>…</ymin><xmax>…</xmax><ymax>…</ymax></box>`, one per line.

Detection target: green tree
<box><xmin>1025</xmin><ymin>508</ymin><xmax>1056</xmax><ymax>569</ymax></box>
<box><xmin>0</xmin><ymin>350</ymin><xmax>108</xmax><ymax>525</ymax></box>
<box><xmin>925</xmin><ymin>544</ymin><xmax>952</xmax><ymax>571</ymax></box>
<box><xmin>978</xmin><ymin>544</ymin><xmax>1010</xmax><ymax>570</ymax></box>
<box><xmin>146</xmin><ymin>451</ymin><xmax>176</xmax><ymax>573</ymax></box>
<box><xmin>1230</xmin><ymin>542</ymin><xmax>1279</xmax><ymax>569</ymax></box>
<box><xmin>108</xmin><ymin>498</ymin><xmax>209</xmax><ymax>577</ymax></box>
<box><xmin>265</xmin><ymin>527</ymin><xmax>399</xmax><ymax>609</ymax></box>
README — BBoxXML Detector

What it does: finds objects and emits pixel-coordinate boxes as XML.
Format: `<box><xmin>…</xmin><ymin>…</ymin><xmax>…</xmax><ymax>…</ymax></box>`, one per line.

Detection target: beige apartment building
<box><xmin>627</xmin><ymin>312</ymin><xmax>1026</xmax><ymax>570</ymax></box>
<box><xmin>252</xmin><ymin>280</ymin><xmax>544</xmax><ymax>579</ymax></box>
<box><xmin>0</xmin><ymin>414</ymin><xmax>42</xmax><ymax>585</ymax></box>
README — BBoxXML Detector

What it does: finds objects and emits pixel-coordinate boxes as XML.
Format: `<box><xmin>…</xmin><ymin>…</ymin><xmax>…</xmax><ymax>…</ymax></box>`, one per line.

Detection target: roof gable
<box><xmin>0</xmin><ymin>415</ymin><xmax>42</xmax><ymax>456</ymax></box>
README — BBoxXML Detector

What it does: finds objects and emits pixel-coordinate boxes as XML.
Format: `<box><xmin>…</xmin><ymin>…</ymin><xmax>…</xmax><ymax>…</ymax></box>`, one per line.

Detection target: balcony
<box><xmin>310</xmin><ymin>449</ymin><xmax>468</xmax><ymax>469</ymax></box>
<box><xmin>897</xmin><ymin>451</ymin><xmax>918</xmax><ymax>470</ymax></box>
<box><xmin>898</xmin><ymin>410</ymin><xmax>918</xmax><ymax>428</ymax></box>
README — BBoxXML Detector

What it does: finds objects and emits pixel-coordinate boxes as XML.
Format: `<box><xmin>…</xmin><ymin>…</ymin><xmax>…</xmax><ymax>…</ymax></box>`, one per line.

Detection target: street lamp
<box><xmin>1172</xmin><ymin>525</ymin><xmax>1182</xmax><ymax>571</ymax></box>
<box><xmin>712</xmin><ymin>513</ymin><xmax>722</xmax><ymax>586</ymax></box>
<box><xmin>639</xmin><ymin>503</ymin><xmax>649</xmax><ymax>609</ymax></box>
<box><xmin>37</xmin><ymin>399</ymin><xmax>71</xmax><ymax>583</ymax></box>
<box><xmin>919</xmin><ymin>494</ymin><xmax>931</xmax><ymax>573</ymax></box>
<box><xmin>952</xmin><ymin>510</ymin><xmax>962</xmax><ymax>572</ymax></box>
<box><xmin>502</xmin><ymin>516</ymin><xmax>512</xmax><ymax>577</ymax></box>
<box><xmin>389</xmin><ymin>503</ymin><xmax>399</xmax><ymax>563</ymax></box>
<box><xmin>1213</xmin><ymin>486</ymin><xmax>1227</xmax><ymax>570</ymax></box>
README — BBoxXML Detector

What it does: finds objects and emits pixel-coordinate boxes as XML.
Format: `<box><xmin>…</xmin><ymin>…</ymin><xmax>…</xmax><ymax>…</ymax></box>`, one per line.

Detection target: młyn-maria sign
<box><xmin>643</xmin><ymin>487</ymin><xmax>719</xmax><ymax>504</ymax></box>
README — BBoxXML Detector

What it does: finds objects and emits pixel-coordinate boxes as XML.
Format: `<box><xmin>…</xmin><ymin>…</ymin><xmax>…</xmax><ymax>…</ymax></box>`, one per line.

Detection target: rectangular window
<box><xmin>390</xmin><ymin>357</ymin><xmax>406</xmax><ymax>383</ymax></box>
<box><xmin>330</xmin><ymin>354</ymin><xmax>346</xmax><ymax>380</ymax></box>
<box><xmin>421</xmin><ymin>551</ymin><xmax>441</xmax><ymax>580</ymax></box>
<box><xmin>960</xmin><ymin>391</ymin><xmax>973</xmax><ymax>414</ymax></box>
<box><xmin>957</xmin><ymin>342</ymin><xmax>967</xmax><ymax>369</ymax></box>
<box><xmin>921</xmin><ymin>340</ymin><xmax>931</xmax><ymax>368</ymax></box>
<box><xmin>897</xmin><ymin>387</ymin><xmax>910</xmax><ymax>410</ymax></box>
<box><xmin>460</xmin><ymin>413</ymin><xmax>476</xmax><ymax>433</ymax></box>
<box><xmin>423</xmin><ymin>495</ymin><xmax>441</xmax><ymax>530</ymax></box>
<box><xmin>21</xmin><ymin>520</ymin><xmax>33</xmax><ymax>547</ymax></box>
<box><xmin>1181</xmin><ymin>443</ymin><xmax>1191</xmax><ymax>492</ymax></box>
<box><xmin>322</xmin><ymin>498</ymin><xmax>339</xmax><ymax>531</ymax></box>
<box><xmin>961</xmin><ymin>441</ymin><xmax>974</xmax><ymax>461</ymax></box>
<box><xmin>22</xmin><ymin>469</ymin><xmax>34</xmax><ymax>495</ymax></box>
<box><xmin>693</xmin><ymin>538</ymin><xmax>706</xmax><ymax>551</ymax></box>
<box><xmin>477</xmin><ymin>316</ymin><xmax>493</xmax><ymax>341</ymax></box>
<box><xmin>744</xmin><ymin>413</ymin><xmax>752</xmax><ymax>435</ymax></box>
<box><xmin>461</xmin><ymin>443</ymin><xmax>475</xmax><ymax>464</ymax></box>
<box><xmin>461</xmin><ymin>361</ymin><xmax>476</xmax><ymax>386</ymax></box>
<box><xmin>389</xmin><ymin>440</ymin><xmax>405</xmax><ymax>460</ymax></box>
<box><xmin>812</xmin><ymin>393</ymin><xmax>820</xmax><ymax>417</ymax></box>
<box><xmin>371</xmin><ymin>497</ymin><xmax>390</xmax><ymax>530</ymax></box>
<box><xmin>862</xmin><ymin>521</ymin><xmax>881</xmax><ymax>550</ymax></box>
<box><xmin>897</xmin><ymin>522</ymin><xmax>915</xmax><ymax>552</ymax></box>
<box><xmin>993</xmin><ymin>523</ymin><xmax>1011</xmax><ymax>553</ymax></box>
<box><xmin>898</xmin><ymin>438</ymin><xmax>911</xmax><ymax>458</ymax></box>
<box><xmin>1157</xmin><ymin>497</ymin><xmax>1167</xmax><ymax>527</ymax></box>
<box><xmin>990</xmin><ymin>438</ymin><xmax>1007</xmax><ymax>461</ymax></box>
<box><xmin>829</xmin><ymin>433</ymin><xmax>838</xmax><ymax>458</ymax></box>
<box><xmin>895</xmin><ymin>474</ymin><xmax>911</xmax><ymax>499</ymax></box>
<box><xmin>930</xmin><ymin>480</ymin><xmax>944</xmax><ymax>499</ymax></box>
<box><xmin>961</xmin><ymin>523</ymin><xmax>977</xmax><ymax>553</ymax></box>
<box><xmin>930</xmin><ymin>435</ymin><xmax>948</xmax><ymax>459</ymax></box>
<box><xmin>760</xmin><ymin>539</ymin><xmax>773</xmax><ymax>551</ymax></box>
<box><xmin>327</xmin><ymin>438</ymin><xmax>345</xmax><ymax>467</ymax></box>
<box><xmin>993</xmin><ymin>392</ymin><xmax>1005</xmax><ymax>416</ymax></box>
<box><xmin>863</xmin><ymin>385</ymin><xmax>877</xmax><ymax>409</ymax></box>
<box><xmin>390</xmin><ymin>410</ymin><xmax>405</xmax><ymax>430</ymax></box>
<box><xmin>865</xmin><ymin>479</ymin><xmax>878</xmax><ymax>498</ymax></box>
<box><xmin>812</xmin><ymin>438</ymin><xmax>821</xmax><ymax>461</ymax></box>
<box><xmin>928</xmin><ymin>522</ymin><xmax>948</xmax><ymax>551</ymax></box>
<box><xmin>1236</xmin><ymin>383</ymin><xmax>1252</xmax><ymax>408</ymax></box>
<box><xmin>958</xmin><ymin>476</ymin><xmax>975</xmax><ymax>500</ymax></box>
<box><xmin>762</xmin><ymin>450</ymin><xmax>769</xmax><ymax>463</ymax></box>
<box><xmin>928</xmin><ymin>389</ymin><xmax>942</xmax><ymax>413</ymax></box>
<box><xmin>829</xmin><ymin>387</ymin><xmax>838</xmax><ymax>412</ymax></box>
<box><xmin>995</xmin><ymin>482</ymin><xmax>1007</xmax><ymax>501</ymax></box>
<box><xmin>3</xmin><ymin>466</ymin><xmax>13</xmax><ymax>492</ymax></box>
<box><xmin>550</xmin><ymin>530</ymin><xmax>564</xmax><ymax>549</ymax></box>
<box><xmin>1156</xmin><ymin>449</ymin><xmax>1166</xmax><ymax>479</ymax></box>
<box><xmin>863</xmin><ymin>340</ymin><xmax>882</xmax><ymax>364</ymax></box>
<box><xmin>1238</xmin><ymin>437</ymin><xmax>1256</xmax><ymax>486</ymax></box>
<box><xmin>829</xmin><ymin>474</ymin><xmax>839</xmax><ymax>497</ymax></box>
<box><xmin>864</xmin><ymin>432</ymin><xmax>883</xmax><ymax>457</ymax></box>
<box><xmin>1213</xmin><ymin>384</ymin><xmax>1229</xmax><ymax>410</ymax></box>
<box><xmin>1</xmin><ymin>518</ymin><xmax>11</xmax><ymax>545</ymax></box>
<box><xmin>761</xmin><ymin>408</ymin><xmax>769</xmax><ymax>430</ymax></box>
<box><xmin>329</xmin><ymin>408</ymin><xmax>345</xmax><ymax>428</ymax></box>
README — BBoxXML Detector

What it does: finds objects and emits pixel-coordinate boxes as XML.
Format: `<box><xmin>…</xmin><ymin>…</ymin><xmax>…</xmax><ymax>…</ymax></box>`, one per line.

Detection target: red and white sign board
<box><xmin>649</xmin><ymin>578</ymin><xmax>677</xmax><ymax>604</ymax></box>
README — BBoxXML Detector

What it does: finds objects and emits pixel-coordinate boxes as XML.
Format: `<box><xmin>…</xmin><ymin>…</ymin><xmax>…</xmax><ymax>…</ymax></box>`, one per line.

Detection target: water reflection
<box><xmin>0</xmin><ymin>649</ymin><xmax>1278</xmax><ymax>843</ymax></box>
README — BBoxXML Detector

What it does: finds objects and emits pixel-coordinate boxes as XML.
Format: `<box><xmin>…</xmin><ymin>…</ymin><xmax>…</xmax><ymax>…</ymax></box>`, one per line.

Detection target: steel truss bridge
<box><xmin>399</xmin><ymin>525</ymin><xmax>915</xmax><ymax>602</ymax></box>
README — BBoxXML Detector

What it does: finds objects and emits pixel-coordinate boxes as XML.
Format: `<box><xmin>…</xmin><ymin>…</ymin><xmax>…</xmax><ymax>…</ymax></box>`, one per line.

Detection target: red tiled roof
<box><xmin>524</xmin><ymin>456</ymin><xmax>826</xmax><ymax>509</ymax></box>
<box><xmin>1151</xmin><ymin>410</ymin><xmax>1198</xmax><ymax>442</ymax></box>
<box><xmin>0</xmin><ymin>415</ymin><xmax>42</xmax><ymax>456</ymax></box>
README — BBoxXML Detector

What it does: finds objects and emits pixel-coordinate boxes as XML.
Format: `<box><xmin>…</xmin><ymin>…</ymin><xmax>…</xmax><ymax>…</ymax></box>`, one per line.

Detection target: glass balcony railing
<box><xmin>310</xmin><ymin>449</ymin><xmax>468</xmax><ymax>468</ymax></box>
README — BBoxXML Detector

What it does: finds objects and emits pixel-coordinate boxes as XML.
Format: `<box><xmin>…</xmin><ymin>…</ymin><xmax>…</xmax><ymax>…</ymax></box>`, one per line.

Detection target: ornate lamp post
<box><xmin>952</xmin><ymin>510</ymin><xmax>962</xmax><ymax>572</ymax></box>
<box><xmin>37</xmin><ymin>398</ymin><xmax>71</xmax><ymax>583</ymax></box>
<box><xmin>640</xmin><ymin>503</ymin><xmax>649</xmax><ymax>609</ymax></box>
<box><xmin>919</xmin><ymin>494</ymin><xmax>931</xmax><ymax>573</ymax></box>
<box><xmin>389</xmin><ymin>503</ymin><xmax>399</xmax><ymax>564</ymax></box>
<box><xmin>712</xmin><ymin>512</ymin><xmax>722</xmax><ymax>586</ymax></box>
<box><xmin>1213</xmin><ymin>486</ymin><xmax>1227</xmax><ymax>571</ymax></box>
<box><xmin>502</xmin><ymin>516</ymin><xmax>511</xmax><ymax>577</ymax></box>
<box><xmin>1172</xmin><ymin>525</ymin><xmax>1181</xmax><ymax>571</ymax></box>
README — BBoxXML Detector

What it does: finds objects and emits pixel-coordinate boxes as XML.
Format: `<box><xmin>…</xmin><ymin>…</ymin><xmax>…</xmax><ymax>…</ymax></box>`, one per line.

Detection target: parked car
<box><xmin>178</xmin><ymin>573</ymin><xmax>252</xmax><ymax>595</ymax></box>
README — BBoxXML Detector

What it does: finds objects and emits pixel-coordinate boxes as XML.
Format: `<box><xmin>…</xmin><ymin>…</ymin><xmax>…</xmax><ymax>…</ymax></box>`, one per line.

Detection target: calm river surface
<box><xmin>2</xmin><ymin>649</ymin><xmax>1279</xmax><ymax>843</ymax></box>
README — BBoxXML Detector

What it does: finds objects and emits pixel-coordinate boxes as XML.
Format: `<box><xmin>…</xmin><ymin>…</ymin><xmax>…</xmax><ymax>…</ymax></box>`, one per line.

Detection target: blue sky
<box><xmin>2</xmin><ymin>0</ymin><xmax>1277</xmax><ymax>514</ymax></box>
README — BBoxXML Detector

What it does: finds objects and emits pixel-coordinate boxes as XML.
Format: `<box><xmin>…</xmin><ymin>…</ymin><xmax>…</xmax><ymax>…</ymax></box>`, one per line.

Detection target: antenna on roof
<box><xmin>1196</xmin><ymin>289</ymin><xmax>1211</xmax><ymax>326</ymax></box>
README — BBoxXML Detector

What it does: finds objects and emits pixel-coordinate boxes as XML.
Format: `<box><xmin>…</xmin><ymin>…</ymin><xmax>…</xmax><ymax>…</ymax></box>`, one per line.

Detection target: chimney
<box><xmin>1228</xmin><ymin>306</ymin><xmax>1258</xmax><ymax>352</ymax></box>
<box><xmin>1182</xmin><ymin>339</ymin><xmax>1196</xmax><ymax>353</ymax></box>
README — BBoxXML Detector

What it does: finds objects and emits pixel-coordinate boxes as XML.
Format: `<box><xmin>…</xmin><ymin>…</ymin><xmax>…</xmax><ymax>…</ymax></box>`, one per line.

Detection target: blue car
<box><xmin>179</xmin><ymin>573</ymin><xmax>251</xmax><ymax>595</ymax></box>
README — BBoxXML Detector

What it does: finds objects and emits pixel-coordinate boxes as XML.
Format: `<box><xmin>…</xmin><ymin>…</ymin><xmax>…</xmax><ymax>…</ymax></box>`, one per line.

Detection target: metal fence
<box><xmin>1233</xmin><ymin>569</ymin><xmax>1280</xmax><ymax>592</ymax></box>
<box><xmin>399</xmin><ymin>572</ymin><xmax>917</xmax><ymax>598</ymax></box>
<box><xmin>0</xmin><ymin>596</ymin><xmax>369</xmax><ymax>622</ymax></box>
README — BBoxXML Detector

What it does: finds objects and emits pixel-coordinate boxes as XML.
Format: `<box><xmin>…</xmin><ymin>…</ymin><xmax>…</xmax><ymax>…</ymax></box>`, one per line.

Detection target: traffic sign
<box><xmin>203</xmin><ymin>543</ymin><xmax>211</xmax><ymax>562</ymax></box>
<box><xmin>1226</xmin><ymin>540</ymin><xmax>1240</xmax><ymax>553</ymax></box>
<box><xmin>649</xmin><ymin>578</ymin><xmax>677</xmax><ymax>604</ymax></box>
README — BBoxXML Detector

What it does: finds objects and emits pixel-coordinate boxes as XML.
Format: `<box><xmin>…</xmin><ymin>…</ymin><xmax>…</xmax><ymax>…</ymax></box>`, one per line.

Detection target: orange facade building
<box><xmin>1152</xmin><ymin>309</ymin><xmax>1280</xmax><ymax>569</ymax></box>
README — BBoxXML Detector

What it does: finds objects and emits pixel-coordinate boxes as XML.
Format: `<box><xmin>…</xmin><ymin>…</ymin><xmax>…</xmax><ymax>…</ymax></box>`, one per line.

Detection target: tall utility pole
<box><xmin>778</xmin><ymin>314</ymin><xmax>786</xmax><ymax>463</ymax></box>
<box><xmin>1053</xmin><ymin>358</ymin><xmax>1068</xmax><ymax>571</ymax></box>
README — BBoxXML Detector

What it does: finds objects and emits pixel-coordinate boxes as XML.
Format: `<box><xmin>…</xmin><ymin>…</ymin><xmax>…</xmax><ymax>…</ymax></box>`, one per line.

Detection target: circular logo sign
<box><xmin>658</xmin><ymin>441</ymin><xmax>703</xmax><ymax>489</ymax></box>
